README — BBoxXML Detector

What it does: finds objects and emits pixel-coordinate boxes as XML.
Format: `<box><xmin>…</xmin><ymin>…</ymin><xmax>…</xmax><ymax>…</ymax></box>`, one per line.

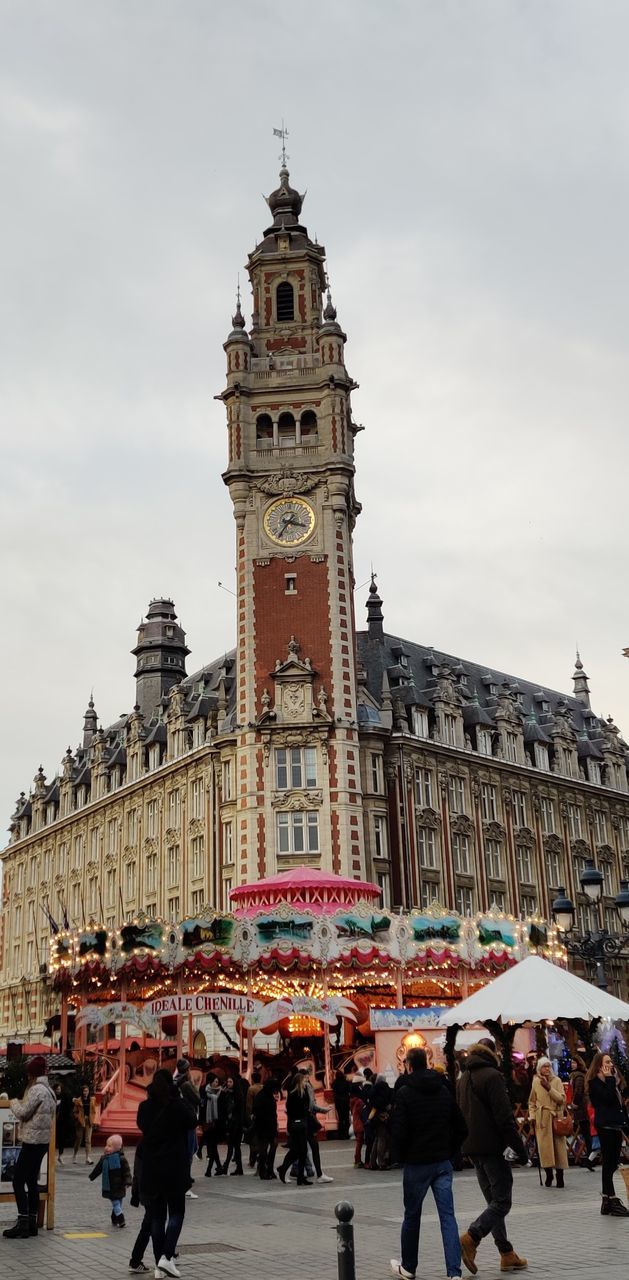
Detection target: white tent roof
<box><xmin>440</xmin><ymin>955</ymin><xmax>629</xmax><ymax>1026</ymax></box>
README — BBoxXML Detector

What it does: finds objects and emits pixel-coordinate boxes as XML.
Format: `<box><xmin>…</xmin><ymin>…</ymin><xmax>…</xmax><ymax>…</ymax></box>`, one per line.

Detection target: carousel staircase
<box><xmin>98</xmin><ymin>1078</ymin><xmax>147</xmax><ymax>1142</ymax></box>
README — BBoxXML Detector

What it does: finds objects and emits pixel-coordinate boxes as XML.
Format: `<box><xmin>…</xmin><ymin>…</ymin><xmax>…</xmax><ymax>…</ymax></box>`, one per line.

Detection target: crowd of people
<box><xmin>1</xmin><ymin>1040</ymin><xmax>628</xmax><ymax>1279</ymax></box>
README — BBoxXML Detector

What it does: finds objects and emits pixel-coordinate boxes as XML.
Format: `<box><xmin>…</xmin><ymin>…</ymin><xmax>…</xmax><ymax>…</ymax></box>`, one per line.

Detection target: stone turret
<box><xmin>572</xmin><ymin>652</ymin><xmax>591</xmax><ymax>708</ymax></box>
<box><xmin>132</xmin><ymin>599</ymin><xmax>190</xmax><ymax>722</ymax></box>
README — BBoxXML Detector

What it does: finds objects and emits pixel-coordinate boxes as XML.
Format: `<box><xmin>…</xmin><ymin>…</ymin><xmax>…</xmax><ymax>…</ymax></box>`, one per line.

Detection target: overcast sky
<box><xmin>1</xmin><ymin>0</ymin><xmax>628</xmax><ymax>831</ymax></box>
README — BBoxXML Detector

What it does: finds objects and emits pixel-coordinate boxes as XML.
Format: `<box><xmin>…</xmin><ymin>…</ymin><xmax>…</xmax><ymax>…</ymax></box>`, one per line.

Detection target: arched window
<box><xmin>300</xmin><ymin>409</ymin><xmax>318</xmax><ymax>440</ymax></box>
<box><xmin>277</xmin><ymin>411</ymin><xmax>296</xmax><ymax>447</ymax></box>
<box><xmin>256</xmin><ymin>413</ymin><xmax>273</xmax><ymax>448</ymax></box>
<box><xmin>276</xmin><ymin>281</ymin><xmax>294</xmax><ymax>322</ymax></box>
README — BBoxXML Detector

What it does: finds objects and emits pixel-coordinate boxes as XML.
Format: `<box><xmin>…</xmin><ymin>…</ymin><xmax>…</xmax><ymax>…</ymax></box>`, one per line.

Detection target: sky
<box><xmin>1</xmin><ymin>0</ymin><xmax>628</xmax><ymax>832</ymax></box>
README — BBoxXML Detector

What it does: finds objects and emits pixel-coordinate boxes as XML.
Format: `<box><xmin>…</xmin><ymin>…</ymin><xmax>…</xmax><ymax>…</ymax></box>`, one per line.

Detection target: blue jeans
<box><xmin>111</xmin><ymin>1197</ymin><xmax>123</xmax><ymax>1216</ymax></box>
<box><xmin>401</xmin><ymin>1160</ymin><xmax>461</xmax><ymax>1278</ymax></box>
<box><xmin>147</xmin><ymin>1190</ymin><xmax>186</xmax><ymax>1262</ymax></box>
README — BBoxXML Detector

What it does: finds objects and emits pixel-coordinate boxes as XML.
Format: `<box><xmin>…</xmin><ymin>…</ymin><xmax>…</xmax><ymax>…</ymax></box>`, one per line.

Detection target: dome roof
<box><xmin>266</xmin><ymin>165</ymin><xmax>305</xmax><ymax>225</ymax></box>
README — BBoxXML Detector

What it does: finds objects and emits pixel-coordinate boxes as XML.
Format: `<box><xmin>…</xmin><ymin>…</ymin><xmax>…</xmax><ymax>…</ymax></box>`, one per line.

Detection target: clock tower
<box><xmin>219</xmin><ymin>162</ymin><xmax>367</xmax><ymax>885</ymax></box>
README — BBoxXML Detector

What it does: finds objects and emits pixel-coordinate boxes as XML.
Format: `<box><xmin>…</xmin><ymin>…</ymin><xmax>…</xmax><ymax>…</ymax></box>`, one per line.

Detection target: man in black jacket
<box><xmin>456</xmin><ymin>1041</ymin><xmax>528</xmax><ymax>1275</ymax></box>
<box><xmin>389</xmin><ymin>1048</ymin><xmax>468</xmax><ymax>1280</ymax></box>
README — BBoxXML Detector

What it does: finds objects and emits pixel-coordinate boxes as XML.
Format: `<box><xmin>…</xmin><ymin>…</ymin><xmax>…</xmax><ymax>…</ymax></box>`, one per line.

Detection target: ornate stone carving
<box><xmin>514</xmin><ymin>827</ymin><xmax>536</xmax><ymax>849</ymax></box>
<box><xmin>104</xmin><ymin>853</ymin><xmax>117</xmax><ymax>871</ymax></box>
<box><xmin>544</xmin><ymin>833</ymin><xmax>564</xmax><ymax>855</ymax></box>
<box><xmin>188</xmin><ymin>818</ymin><xmax>204</xmax><ymax>837</ymax></box>
<box><xmin>122</xmin><ymin>845</ymin><xmax>136</xmax><ymax>863</ymax></box>
<box><xmin>142</xmin><ymin>837</ymin><xmax>157</xmax><ymax>855</ymax></box>
<box><xmin>597</xmin><ymin>843</ymin><xmax>615</xmax><ymax>861</ymax></box>
<box><xmin>252</xmin><ymin>471</ymin><xmax>320</xmax><ymax>497</ymax></box>
<box><xmin>272</xmin><ymin>790</ymin><xmax>322</xmax><ymax>811</ymax></box>
<box><xmin>571</xmin><ymin>838</ymin><xmax>591</xmax><ymax>858</ymax></box>
<box><xmin>483</xmin><ymin>820</ymin><xmax>506</xmax><ymax>841</ymax></box>
<box><xmin>164</xmin><ymin>827</ymin><xmax>179</xmax><ymax>848</ymax></box>
<box><xmin>417</xmin><ymin>807</ymin><xmax>441</xmax><ymax>829</ymax></box>
<box><xmin>450</xmin><ymin>814</ymin><xmax>474</xmax><ymax>837</ymax></box>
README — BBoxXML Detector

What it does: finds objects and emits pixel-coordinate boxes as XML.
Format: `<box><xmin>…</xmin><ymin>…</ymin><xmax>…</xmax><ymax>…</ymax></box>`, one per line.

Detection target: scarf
<box><xmin>102</xmin><ymin>1152</ymin><xmax>121</xmax><ymax>1193</ymax></box>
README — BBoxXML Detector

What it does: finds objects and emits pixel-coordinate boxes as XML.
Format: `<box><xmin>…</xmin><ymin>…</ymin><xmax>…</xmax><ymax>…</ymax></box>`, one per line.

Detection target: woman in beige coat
<box><xmin>528</xmin><ymin>1056</ymin><xmax>569</xmax><ymax>1187</ymax></box>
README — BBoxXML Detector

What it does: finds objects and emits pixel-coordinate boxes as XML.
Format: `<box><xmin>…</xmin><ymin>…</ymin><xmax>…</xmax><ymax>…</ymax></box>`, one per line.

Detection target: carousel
<box><xmin>48</xmin><ymin>869</ymin><xmax>565</xmax><ymax>1133</ymax></box>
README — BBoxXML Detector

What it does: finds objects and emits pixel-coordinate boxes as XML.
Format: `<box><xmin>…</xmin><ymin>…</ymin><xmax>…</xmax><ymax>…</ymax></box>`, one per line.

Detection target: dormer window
<box><xmin>489</xmin><ymin>684</ymin><xmax>498</xmax><ymax>697</ymax></box>
<box><xmin>276</xmin><ymin>281</ymin><xmax>294</xmax><ymax>322</ymax></box>
<box><xmin>399</xmin><ymin>654</ymin><xmax>408</xmax><ymax>669</ymax></box>
<box><xmin>412</xmin><ymin>708</ymin><xmax>429</xmax><ymax>738</ymax></box>
<box><xmin>540</xmin><ymin>700</ymin><xmax>550</xmax><ymax>714</ymax></box>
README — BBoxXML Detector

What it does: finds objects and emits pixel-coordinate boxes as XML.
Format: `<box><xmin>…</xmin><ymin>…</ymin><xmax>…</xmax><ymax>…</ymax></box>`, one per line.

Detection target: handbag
<box><xmin>552</xmin><ymin>1111</ymin><xmax>574</xmax><ymax>1137</ymax></box>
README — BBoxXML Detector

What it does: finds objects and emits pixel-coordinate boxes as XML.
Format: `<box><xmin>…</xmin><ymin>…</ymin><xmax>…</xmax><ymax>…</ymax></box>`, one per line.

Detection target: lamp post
<box><xmin>551</xmin><ymin>861</ymin><xmax>629</xmax><ymax>991</ymax></box>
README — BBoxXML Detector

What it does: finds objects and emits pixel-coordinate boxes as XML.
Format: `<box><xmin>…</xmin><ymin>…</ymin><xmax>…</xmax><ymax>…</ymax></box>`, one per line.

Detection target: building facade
<box><xmin>2</xmin><ymin>164</ymin><xmax>629</xmax><ymax>1043</ymax></box>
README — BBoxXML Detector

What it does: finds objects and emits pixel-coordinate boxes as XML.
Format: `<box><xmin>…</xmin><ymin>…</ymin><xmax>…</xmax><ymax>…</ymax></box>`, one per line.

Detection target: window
<box><xmin>107</xmin><ymin>819</ymin><xmax>119</xmax><ymax>856</ymax></box>
<box><xmin>377</xmin><ymin>872</ymin><xmax>391</xmax><ymax>908</ymax></box>
<box><xmin>26</xmin><ymin>939</ymin><xmax>34</xmax><ymax>973</ymax></box>
<box><xmin>191</xmin><ymin>888</ymin><xmax>205</xmax><ymax>915</ymax></box>
<box><xmin>567</xmin><ymin>803</ymin><xmax>582</xmax><ymax>840</ymax></box>
<box><xmin>300</xmin><ymin>409</ymin><xmax>318</xmax><ymax>440</ymax></box>
<box><xmin>57</xmin><ymin>845</ymin><xmax>66</xmax><ymax>877</ymax></box>
<box><xmin>588</xmin><ymin>760</ymin><xmax>602</xmax><ymax>786</ymax></box>
<box><xmin>149</xmin><ymin>745</ymin><xmax>161</xmax><ymax>771</ymax></box>
<box><xmin>275</xmin><ymin>747</ymin><xmax>317</xmax><ymax>790</ymax></box>
<box><xmin>28</xmin><ymin>854</ymin><xmax>38</xmax><ymax>886</ymax></box>
<box><xmin>191</xmin><ymin>835</ymin><xmax>204</xmax><ymax>880</ymax></box>
<box><xmin>284</xmin><ymin>573</ymin><xmax>297</xmax><ymax>594</ymax></box>
<box><xmin>512</xmin><ymin>790</ymin><xmax>527</xmax><ymax>828</ymax></box>
<box><xmin>72</xmin><ymin>834</ymin><xmax>84</xmax><ymax>869</ymax></box>
<box><xmin>414</xmin><ymin>767</ymin><xmax>433</xmax><ymax>810</ymax></box>
<box><xmin>452</xmin><ymin>833</ymin><xmax>471</xmax><ymax>874</ymax></box>
<box><xmin>256</xmin><ymin>413</ymin><xmax>274</xmax><ymax>447</ymax></box>
<box><xmin>578</xmin><ymin>902</ymin><xmax>595</xmax><ymax>934</ymax></box>
<box><xmin>485</xmin><ymin>839</ymin><xmax>503</xmax><ymax>879</ymax></box>
<box><xmin>534</xmin><ymin>743</ymin><xmax>550</xmax><ymax>771</ymax></box>
<box><xmin>601</xmin><ymin>861</ymin><xmax>615</xmax><ymax>897</ymax></box>
<box><xmin>167</xmin><ymin>845</ymin><xmax>180</xmax><ymax>887</ymax></box>
<box><xmin>145</xmin><ymin>853</ymin><xmax>157</xmax><ymax>895</ymax></box>
<box><xmin>521</xmin><ymin>894</ymin><xmax>537</xmax><ymax>916</ymax></box>
<box><xmin>412</xmin><ymin>708</ymin><xmax>429</xmax><ymax>738</ymax></box>
<box><xmin>191</xmin><ymin>778</ymin><xmax>204</xmax><ymax>819</ymax></box>
<box><xmin>277</xmin><ymin>411</ymin><xmax>296</xmax><ymax>446</ymax></box>
<box><xmin>480</xmin><ymin>783</ymin><xmax>497</xmax><ymax>822</ymax></box>
<box><xmin>540</xmin><ymin>797</ymin><xmax>555</xmax><ymax>834</ymax></box>
<box><xmin>504</xmin><ymin>732</ymin><xmax>518</xmax><ymax>763</ymax></box>
<box><xmin>145</xmin><ymin>902</ymin><xmax>156</xmax><ymax>918</ymax></box>
<box><xmin>14</xmin><ymin>904</ymin><xmax>22</xmax><ymax>941</ymax></box>
<box><xmin>448</xmin><ymin>777</ymin><xmax>466</xmax><ymax>815</ymax></box>
<box><xmin>126</xmin><ymin>810</ymin><xmax>138</xmax><ymax>847</ymax></box>
<box><xmin>222</xmin><ymin>760</ymin><xmax>233</xmax><ymax>802</ymax></box>
<box><xmin>87</xmin><ymin>878</ymin><xmax>98</xmax><ymax>914</ymax></box>
<box><xmin>42</xmin><ymin>849</ymin><xmax>51</xmax><ymax>881</ymax></box>
<box><xmin>456</xmin><ymin>885</ymin><xmax>474</xmax><ymax>916</ymax></box>
<box><xmin>371</xmin><ymin>753</ymin><xmax>384</xmax><ymax>793</ymax></box>
<box><xmin>594</xmin><ymin>809</ymin><xmax>608</xmax><ymax>845</ymax></box>
<box><xmin>477</xmin><ymin>729</ymin><xmax>493</xmax><ymax>757</ymax></box>
<box><xmin>417</xmin><ymin>828</ymin><xmax>438</xmax><ymax>869</ymax></box>
<box><xmin>490</xmin><ymin>891</ymin><xmax>506</xmax><ymax>912</ymax></box>
<box><xmin>167</xmin><ymin>895</ymin><xmax>180</xmax><ymax>919</ymax></box>
<box><xmin>167</xmin><ymin>790</ymin><xmax>181</xmax><ymax>829</ymax></box>
<box><xmin>222</xmin><ymin>879</ymin><xmax>233</xmax><ymax>912</ymax></box>
<box><xmin>13</xmin><ymin>942</ymin><xmax>21</xmax><ymax>972</ymax></box>
<box><xmin>223</xmin><ymin>823</ymin><xmax>234</xmax><ymax>865</ymax></box>
<box><xmin>106</xmin><ymin>868</ymin><xmax>116</xmax><ymax>904</ymax></box>
<box><xmin>125</xmin><ymin>861</ymin><xmax>136</xmax><ymax>900</ymax></box>
<box><xmin>277</xmin><ymin>810</ymin><xmax>320</xmax><ymax>855</ymax></box>
<box><xmin>559</xmin><ymin>747</ymin><xmax>575</xmax><ymax>778</ymax></box>
<box><xmin>545</xmin><ymin>848</ymin><xmax>562</xmax><ymax>888</ymax></box>
<box><xmin>106</xmin><ymin>914</ymin><xmax>116</xmax><ymax>930</ymax></box>
<box><xmin>276</xmin><ymin>281</ymin><xmax>295</xmax><ymax>321</ymax></box>
<box><xmin>619</xmin><ymin>816</ymin><xmax>629</xmax><ymax>850</ymax></box>
<box><xmin>89</xmin><ymin>828</ymin><xmax>100</xmax><ymax>861</ymax></box>
<box><xmin>516</xmin><ymin>845</ymin><xmax>533</xmax><ymax>884</ymax></box>
<box><xmin>443</xmin><ymin>714</ymin><xmax>458</xmax><ymax>746</ymax></box>
<box><xmin>420</xmin><ymin>880</ymin><xmax>439</xmax><ymax>909</ymax></box>
<box><xmin>374</xmin><ymin>815</ymin><xmax>389</xmax><ymax>859</ymax></box>
<box><xmin>147</xmin><ymin>799</ymin><xmax>158</xmax><ymax>838</ymax></box>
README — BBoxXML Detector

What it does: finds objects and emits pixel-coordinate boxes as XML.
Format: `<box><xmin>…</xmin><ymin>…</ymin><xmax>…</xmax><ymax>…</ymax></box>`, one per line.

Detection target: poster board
<box><xmin>0</xmin><ymin>1098</ymin><xmax>56</xmax><ymax>1229</ymax></box>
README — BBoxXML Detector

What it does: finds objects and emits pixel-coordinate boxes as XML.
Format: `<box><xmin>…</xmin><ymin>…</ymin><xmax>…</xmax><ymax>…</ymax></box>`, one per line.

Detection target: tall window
<box><xmin>275</xmin><ymin>747</ymin><xmax>317</xmax><ymax>790</ymax></box>
<box><xmin>480</xmin><ymin>783</ymin><xmax>497</xmax><ymax>822</ymax></box>
<box><xmin>145</xmin><ymin>853</ymin><xmax>157</xmax><ymax>895</ymax></box>
<box><xmin>370</xmin><ymin>753</ymin><xmax>384</xmax><ymax>793</ymax></box>
<box><xmin>167</xmin><ymin>844</ymin><xmax>180</xmax><ymax>887</ymax></box>
<box><xmin>223</xmin><ymin>822</ymin><xmax>234</xmax><ymax>865</ymax></box>
<box><xmin>277</xmin><ymin>811</ymin><xmax>320</xmax><ymax>855</ymax></box>
<box><xmin>490</xmin><ymin>891</ymin><xmax>506</xmax><ymax>912</ymax></box>
<box><xmin>167</xmin><ymin>895</ymin><xmax>180</xmax><ymax>919</ymax></box>
<box><xmin>593</xmin><ymin>809</ymin><xmax>608</xmax><ymax>845</ymax></box>
<box><xmin>29</xmin><ymin>854</ymin><xmax>38</xmax><ymax>886</ymax></box>
<box><xmin>377</xmin><ymin>872</ymin><xmax>391</xmax><ymax>908</ymax></box>
<box><xmin>521</xmin><ymin>893</ymin><xmax>537</xmax><ymax>917</ymax></box>
<box><xmin>504</xmin><ymin>732</ymin><xmax>519</xmax><ymax>763</ymax></box>
<box><xmin>167</xmin><ymin>789</ymin><xmax>180</xmax><ymax>829</ymax></box>
<box><xmin>602</xmin><ymin>860</ymin><xmax>615</xmax><ymax>896</ymax></box>
<box><xmin>126</xmin><ymin>809</ymin><xmax>137</xmax><ymax>846</ymax></box>
<box><xmin>72</xmin><ymin>834</ymin><xmax>84</xmax><ymax>868</ymax></box>
<box><xmin>107</xmin><ymin>819</ymin><xmax>119</xmax><ymax>856</ymax></box>
<box><xmin>456</xmin><ymin>885</ymin><xmax>474</xmax><ymax>916</ymax></box>
<box><xmin>539</xmin><ymin>797</ymin><xmax>555</xmax><ymax>834</ymax></box>
<box><xmin>534</xmin><ymin>743</ymin><xmax>550</xmax><ymax>771</ymax></box>
<box><xmin>42</xmin><ymin>848</ymin><xmax>51</xmax><ymax>881</ymax></box>
<box><xmin>57</xmin><ymin>845</ymin><xmax>66</xmax><ymax>876</ymax></box>
<box><xmin>191</xmin><ymin>888</ymin><xmax>205</xmax><ymax>915</ymax></box>
<box><xmin>485</xmin><ymin>839</ymin><xmax>502</xmax><ymax>879</ymax></box>
<box><xmin>222</xmin><ymin>879</ymin><xmax>232</xmax><ymax>912</ymax></box>
<box><xmin>87</xmin><ymin>877</ymin><xmax>98</xmax><ymax>915</ymax></box>
<box><xmin>448</xmin><ymin>777</ymin><xmax>466</xmax><ymax>815</ymax></box>
<box><xmin>191</xmin><ymin>835</ymin><xmax>204</xmax><ymax>880</ymax></box>
<box><xmin>223</xmin><ymin>760</ymin><xmax>233</xmax><ymax>802</ymax></box>
<box><xmin>412</xmin><ymin>708</ymin><xmax>429</xmax><ymax>738</ymax></box>
<box><xmin>190</xmin><ymin>778</ymin><xmax>204</xmax><ymax>819</ymax></box>
<box><xmin>567</xmin><ymin>803</ymin><xmax>582</xmax><ymax>840</ymax></box>
<box><xmin>125</xmin><ymin>861</ymin><xmax>136</xmax><ymax>900</ymax></box>
<box><xmin>512</xmin><ymin>790</ymin><xmax>527</xmax><ymax>828</ymax></box>
<box><xmin>588</xmin><ymin>760</ymin><xmax>602</xmax><ymax>786</ymax></box>
<box><xmin>106</xmin><ymin>868</ymin><xmax>116</xmax><ymax>904</ymax></box>
<box><xmin>545</xmin><ymin>848</ymin><xmax>562</xmax><ymax>888</ymax></box>
<box><xmin>147</xmin><ymin>799</ymin><xmax>159</xmax><ymax>837</ymax></box>
<box><xmin>516</xmin><ymin>845</ymin><xmax>533</xmax><ymax>884</ymax></box>
<box><xmin>374</xmin><ymin>815</ymin><xmax>389</xmax><ymax>859</ymax></box>
<box><xmin>443</xmin><ymin>714</ymin><xmax>458</xmax><ymax>746</ymax></box>
<box><xmin>452</xmin><ymin>833</ymin><xmax>471</xmax><ymax>875</ymax></box>
<box><xmin>414</xmin><ymin>767</ymin><xmax>433</xmax><ymax>810</ymax></box>
<box><xmin>276</xmin><ymin>281</ymin><xmax>295</xmax><ymax>321</ymax></box>
<box><xmin>417</xmin><ymin>828</ymin><xmax>438</xmax><ymax>869</ymax></box>
<box><xmin>477</xmin><ymin>729</ymin><xmax>493</xmax><ymax>757</ymax></box>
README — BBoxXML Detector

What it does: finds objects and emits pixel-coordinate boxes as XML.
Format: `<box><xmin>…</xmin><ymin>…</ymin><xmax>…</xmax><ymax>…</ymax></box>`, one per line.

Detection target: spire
<box><xmin>231</xmin><ymin>278</ymin><xmax>245</xmax><ymax>329</ymax></box>
<box><xmin>82</xmin><ymin>693</ymin><xmax>98</xmax><ymax>748</ymax></box>
<box><xmin>572</xmin><ymin>649</ymin><xmax>591</xmax><ymax>708</ymax></box>
<box><xmin>366</xmin><ymin>572</ymin><xmax>384</xmax><ymax>642</ymax></box>
<box><xmin>323</xmin><ymin>287</ymin><xmax>337</xmax><ymax>321</ymax></box>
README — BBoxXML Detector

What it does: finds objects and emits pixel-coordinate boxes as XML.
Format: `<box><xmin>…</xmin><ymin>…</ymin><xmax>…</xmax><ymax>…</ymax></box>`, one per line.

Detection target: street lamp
<box><xmin>551</xmin><ymin>861</ymin><xmax>629</xmax><ymax>991</ymax></box>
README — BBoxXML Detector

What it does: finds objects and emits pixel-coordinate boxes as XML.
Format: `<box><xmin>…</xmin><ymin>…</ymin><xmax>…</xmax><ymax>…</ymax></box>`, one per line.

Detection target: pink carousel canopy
<box><xmin>230</xmin><ymin>866</ymin><xmax>382</xmax><ymax>917</ymax></box>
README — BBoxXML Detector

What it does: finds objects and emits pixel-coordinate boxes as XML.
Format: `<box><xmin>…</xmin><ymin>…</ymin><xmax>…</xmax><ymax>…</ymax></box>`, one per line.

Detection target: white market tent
<box><xmin>440</xmin><ymin>955</ymin><xmax>629</xmax><ymax>1026</ymax></box>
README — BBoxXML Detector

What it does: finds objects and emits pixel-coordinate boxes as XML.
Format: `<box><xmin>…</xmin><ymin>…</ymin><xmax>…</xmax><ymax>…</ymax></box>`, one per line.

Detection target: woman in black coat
<box><xmin>222</xmin><ymin>1077</ymin><xmax>244</xmax><ymax>1175</ymax></box>
<box><xmin>136</xmin><ymin>1068</ymin><xmax>197</xmax><ymax>1272</ymax></box>
<box><xmin>332</xmin><ymin>1070</ymin><xmax>351</xmax><ymax>1140</ymax></box>
<box><xmin>585</xmin><ymin>1052</ymin><xmax>629</xmax><ymax>1217</ymax></box>
<box><xmin>252</xmin><ymin>1078</ymin><xmax>279</xmax><ymax>1180</ymax></box>
<box><xmin>277</xmin><ymin>1076</ymin><xmax>311</xmax><ymax>1186</ymax></box>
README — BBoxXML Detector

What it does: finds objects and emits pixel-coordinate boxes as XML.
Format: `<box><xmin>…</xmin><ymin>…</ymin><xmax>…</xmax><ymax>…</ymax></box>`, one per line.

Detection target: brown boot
<box><xmin>500</xmin><ymin>1251</ymin><xmax>528</xmax><ymax>1271</ymax></box>
<box><xmin>460</xmin><ymin>1233</ymin><xmax>478</xmax><ymax>1275</ymax></box>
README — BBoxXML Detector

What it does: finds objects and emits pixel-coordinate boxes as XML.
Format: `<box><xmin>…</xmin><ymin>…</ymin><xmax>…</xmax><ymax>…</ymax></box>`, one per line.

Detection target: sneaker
<box><xmin>390</xmin><ymin>1261</ymin><xmax>415</xmax><ymax>1280</ymax></box>
<box><xmin>317</xmin><ymin>1173</ymin><xmax>334</xmax><ymax>1183</ymax></box>
<box><xmin>185</xmin><ymin>1190</ymin><xmax>198</xmax><ymax>1199</ymax></box>
<box><xmin>157</xmin><ymin>1259</ymin><xmax>181</xmax><ymax>1279</ymax></box>
<box><xmin>155</xmin><ymin>1271</ymin><xmax>168</xmax><ymax>1279</ymax></box>
<box><xmin>86</xmin><ymin>1157</ymin><xmax>94</xmax><ymax>1165</ymax></box>
<box><xmin>129</xmin><ymin>1264</ymin><xmax>150</xmax><ymax>1274</ymax></box>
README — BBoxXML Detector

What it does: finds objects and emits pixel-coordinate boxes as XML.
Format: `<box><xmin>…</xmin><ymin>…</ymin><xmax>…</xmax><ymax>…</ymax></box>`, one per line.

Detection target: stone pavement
<box><xmin>0</xmin><ymin>1143</ymin><xmax>627</xmax><ymax>1280</ymax></box>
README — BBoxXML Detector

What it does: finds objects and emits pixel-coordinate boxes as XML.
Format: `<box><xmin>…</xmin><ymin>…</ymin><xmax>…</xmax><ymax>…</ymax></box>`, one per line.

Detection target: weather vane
<box><xmin>273</xmin><ymin>121</ymin><xmax>289</xmax><ymax>166</ymax></box>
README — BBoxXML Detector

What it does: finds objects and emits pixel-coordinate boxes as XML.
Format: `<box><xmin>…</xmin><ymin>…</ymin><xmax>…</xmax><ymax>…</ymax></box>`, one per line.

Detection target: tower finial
<box><xmin>272</xmin><ymin>120</ymin><xmax>289</xmax><ymax>168</ymax></box>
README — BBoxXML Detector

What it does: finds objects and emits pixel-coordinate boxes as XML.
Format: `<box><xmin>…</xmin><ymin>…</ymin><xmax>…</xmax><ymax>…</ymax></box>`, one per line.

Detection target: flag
<box><xmin>273</xmin><ymin>128</ymin><xmax>284</xmax><ymax>138</ymax></box>
<box><xmin>41</xmin><ymin>902</ymin><xmax>59</xmax><ymax>934</ymax></box>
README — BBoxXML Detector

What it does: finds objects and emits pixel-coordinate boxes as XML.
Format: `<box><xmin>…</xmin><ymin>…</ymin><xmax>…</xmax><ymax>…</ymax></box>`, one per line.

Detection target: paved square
<box><xmin>0</xmin><ymin>1144</ymin><xmax>626</xmax><ymax>1280</ymax></box>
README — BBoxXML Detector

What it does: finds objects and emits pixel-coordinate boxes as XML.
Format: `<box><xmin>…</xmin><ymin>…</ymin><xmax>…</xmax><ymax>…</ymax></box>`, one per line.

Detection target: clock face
<box><xmin>263</xmin><ymin>496</ymin><xmax>316</xmax><ymax>546</ymax></box>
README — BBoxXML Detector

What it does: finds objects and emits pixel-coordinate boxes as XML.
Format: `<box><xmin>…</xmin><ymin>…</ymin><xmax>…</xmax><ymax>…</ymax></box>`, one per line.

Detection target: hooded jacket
<box><xmin>456</xmin><ymin>1045</ymin><xmax>526</xmax><ymax>1160</ymax></box>
<box><xmin>10</xmin><ymin>1078</ymin><xmax>57</xmax><ymax>1144</ymax></box>
<box><xmin>390</xmin><ymin>1068</ymin><xmax>467</xmax><ymax>1165</ymax></box>
<box><xmin>136</xmin><ymin>1080</ymin><xmax>197</xmax><ymax>1197</ymax></box>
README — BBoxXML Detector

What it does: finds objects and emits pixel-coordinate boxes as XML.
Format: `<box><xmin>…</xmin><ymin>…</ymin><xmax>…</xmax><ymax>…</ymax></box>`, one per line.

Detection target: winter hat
<box><xmin>536</xmin><ymin>1056</ymin><xmax>552</xmax><ymax>1075</ymax></box>
<box><xmin>105</xmin><ymin>1134</ymin><xmax>123</xmax><ymax>1152</ymax></box>
<box><xmin>26</xmin><ymin>1055</ymin><xmax>47</xmax><ymax>1078</ymax></box>
<box><xmin>176</xmin><ymin>1058</ymin><xmax>190</xmax><ymax>1074</ymax></box>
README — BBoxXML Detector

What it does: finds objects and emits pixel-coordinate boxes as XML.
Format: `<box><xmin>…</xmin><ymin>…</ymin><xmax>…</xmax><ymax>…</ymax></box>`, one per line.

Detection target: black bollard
<box><xmin>335</xmin><ymin>1200</ymin><xmax>356</xmax><ymax>1280</ymax></box>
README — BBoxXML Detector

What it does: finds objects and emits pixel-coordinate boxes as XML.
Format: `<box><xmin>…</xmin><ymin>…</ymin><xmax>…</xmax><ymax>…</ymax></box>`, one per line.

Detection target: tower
<box><xmin>219</xmin><ymin>162</ymin><xmax>366</xmax><ymax>883</ymax></box>
<box><xmin>131</xmin><ymin>598</ymin><xmax>190</xmax><ymax>721</ymax></box>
